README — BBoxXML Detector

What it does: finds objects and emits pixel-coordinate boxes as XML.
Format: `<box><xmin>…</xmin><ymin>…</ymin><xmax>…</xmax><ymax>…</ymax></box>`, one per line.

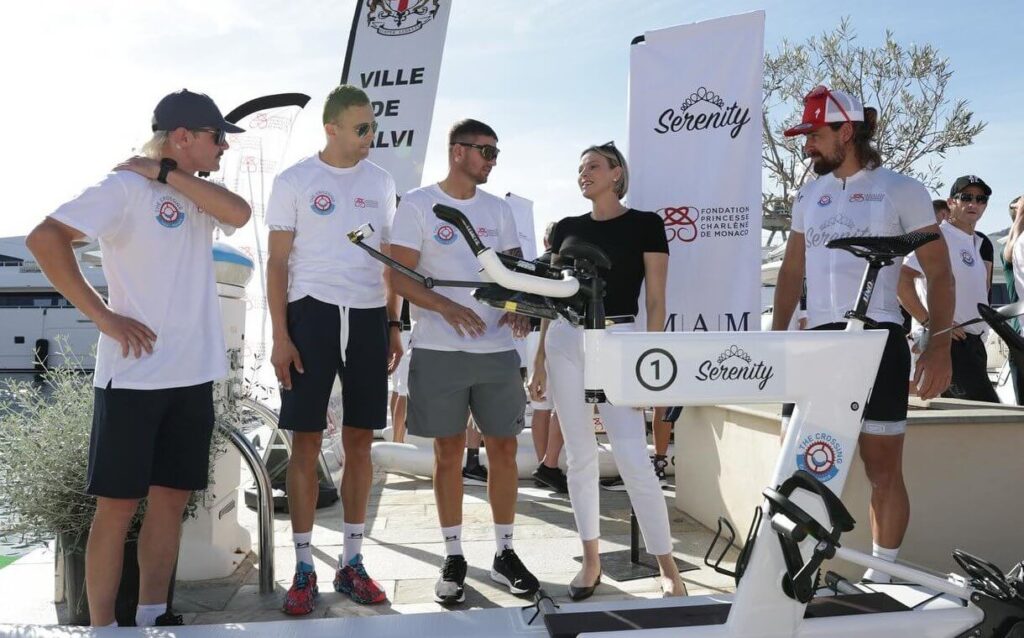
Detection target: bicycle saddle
<box><xmin>557</xmin><ymin>237</ymin><xmax>612</xmax><ymax>271</ymax></box>
<box><xmin>827</xmin><ymin>232</ymin><xmax>939</xmax><ymax>262</ymax></box>
<box><xmin>979</xmin><ymin>303</ymin><xmax>1024</xmax><ymax>355</ymax></box>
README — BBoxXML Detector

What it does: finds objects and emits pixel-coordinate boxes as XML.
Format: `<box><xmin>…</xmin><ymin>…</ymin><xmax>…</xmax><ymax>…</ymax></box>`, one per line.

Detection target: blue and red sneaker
<box><xmin>333</xmin><ymin>554</ymin><xmax>387</xmax><ymax>604</ymax></box>
<box><xmin>283</xmin><ymin>562</ymin><xmax>318</xmax><ymax>616</ymax></box>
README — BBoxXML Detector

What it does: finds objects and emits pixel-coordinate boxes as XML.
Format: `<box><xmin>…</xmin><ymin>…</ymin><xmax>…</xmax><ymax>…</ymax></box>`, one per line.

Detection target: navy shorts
<box><xmin>87</xmin><ymin>381</ymin><xmax>214</xmax><ymax>499</ymax></box>
<box><xmin>278</xmin><ymin>297</ymin><xmax>388</xmax><ymax>432</ymax></box>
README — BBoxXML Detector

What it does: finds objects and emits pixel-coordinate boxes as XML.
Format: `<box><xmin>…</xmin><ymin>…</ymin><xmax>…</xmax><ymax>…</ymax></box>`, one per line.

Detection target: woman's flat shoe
<box><xmin>568</xmin><ymin>573</ymin><xmax>601</xmax><ymax>601</ymax></box>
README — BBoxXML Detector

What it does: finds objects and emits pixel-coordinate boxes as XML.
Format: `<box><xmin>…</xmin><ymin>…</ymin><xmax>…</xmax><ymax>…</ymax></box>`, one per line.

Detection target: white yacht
<box><xmin>0</xmin><ymin>236</ymin><xmax>105</xmax><ymax>372</ymax></box>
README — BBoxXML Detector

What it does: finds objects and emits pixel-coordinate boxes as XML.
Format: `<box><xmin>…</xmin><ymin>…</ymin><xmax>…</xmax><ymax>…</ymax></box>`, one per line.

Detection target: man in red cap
<box><xmin>773</xmin><ymin>84</ymin><xmax>953</xmax><ymax>583</ymax></box>
<box><xmin>26</xmin><ymin>89</ymin><xmax>251</xmax><ymax>626</ymax></box>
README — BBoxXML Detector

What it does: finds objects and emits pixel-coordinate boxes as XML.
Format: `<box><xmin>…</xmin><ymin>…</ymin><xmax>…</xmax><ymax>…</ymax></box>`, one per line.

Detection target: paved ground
<box><xmin>0</xmin><ymin>468</ymin><xmax>738</xmax><ymax>627</ymax></box>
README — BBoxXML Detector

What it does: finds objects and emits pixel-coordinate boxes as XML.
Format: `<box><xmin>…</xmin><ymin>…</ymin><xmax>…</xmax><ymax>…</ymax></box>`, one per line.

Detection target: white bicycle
<box><xmin>346</xmin><ymin>204</ymin><xmax>1024</xmax><ymax>638</ymax></box>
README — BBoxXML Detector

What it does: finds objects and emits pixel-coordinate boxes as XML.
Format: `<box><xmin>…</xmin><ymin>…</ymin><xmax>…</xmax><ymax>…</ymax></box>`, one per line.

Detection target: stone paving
<box><xmin>0</xmin><ymin>468</ymin><xmax>738</xmax><ymax>627</ymax></box>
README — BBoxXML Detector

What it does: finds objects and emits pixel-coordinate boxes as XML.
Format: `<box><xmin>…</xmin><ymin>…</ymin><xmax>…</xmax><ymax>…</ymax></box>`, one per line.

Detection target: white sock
<box><xmin>863</xmin><ymin>543</ymin><xmax>899</xmax><ymax>583</ymax></box>
<box><xmin>106</xmin><ymin>622</ymin><xmax>118</xmax><ymax>627</ymax></box>
<box><xmin>293</xmin><ymin>531</ymin><xmax>313</xmax><ymax>568</ymax></box>
<box><xmin>495</xmin><ymin>523</ymin><xmax>514</xmax><ymax>553</ymax></box>
<box><xmin>341</xmin><ymin>522</ymin><xmax>365</xmax><ymax>566</ymax></box>
<box><xmin>135</xmin><ymin>602</ymin><xmax>166</xmax><ymax>627</ymax></box>
<box><xmin>442</xmin><ymin>525</ymin><xmax>463</xmax><ymax>556</ymax></box>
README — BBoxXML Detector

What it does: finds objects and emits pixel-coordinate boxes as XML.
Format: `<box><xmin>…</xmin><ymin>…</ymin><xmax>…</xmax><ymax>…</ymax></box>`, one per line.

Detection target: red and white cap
<box><xmin>783</xmin><ymin>85</ymin><xmax>865</xmax><ymax>137</ymax></box>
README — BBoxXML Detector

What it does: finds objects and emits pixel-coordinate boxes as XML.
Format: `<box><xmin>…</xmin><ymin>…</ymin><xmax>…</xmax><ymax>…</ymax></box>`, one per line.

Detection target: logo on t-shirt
<box><xmin>817</xmin><ymin>195</ymin><xmax>832</xmax><ymax>207</ymax></box>
<box><xmin>476</xmin><ymin>226</ymin><xmax>498</xmax><ymax>238</ymax></box>
<box><xmin>961</xmin><ymin>249</ymin><xmax>975</xmax><ymax>267</ymax></box>
<box><xmin>310</xmin><ymin>191</ymin><xmax>336</xmax><ymax>216</ymax></box>
<box><xmin>155</xmin><ymin>196</ymin><xmax>187</xmax><ymax>228</ymax></box>
<box><xmin>848</xmin><ymin>193</ymin><xmax>885</xmax><ymax>203</ymax></box>
<box><xmin>434</xmin><ymin>223</ymin><xmax>458</xmax><ymax>245</ymax></box>
<box><xmin>354</xmin><ymin>197</ymin><xmax>379</xmax><ymax>209</ymax></box>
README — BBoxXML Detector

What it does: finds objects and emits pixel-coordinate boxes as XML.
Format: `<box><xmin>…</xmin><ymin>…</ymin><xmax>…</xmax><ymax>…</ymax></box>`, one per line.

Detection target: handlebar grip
<box><xmin>432</xmin><ymin>204</ymin><xmax>486</xmax><ymax>255</ymax></box>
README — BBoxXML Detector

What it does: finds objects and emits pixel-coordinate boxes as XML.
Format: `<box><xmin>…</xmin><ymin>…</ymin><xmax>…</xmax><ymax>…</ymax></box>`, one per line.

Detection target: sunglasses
<box><xmin>355</xmin><ymin>120</ymin><xmax>379</xmax><ymax>138</ymax></box>
<box><xmin>954</xmin><ymin>193</ymin><xmax>989</xmax><ymax>204</ymax></box>
<box><xmin>451</xmin><ymin>142</ymin><xmax>500</xmax><ymax>161</ymax></box>
<box><xmin>193</xmin><ymin>128</ymin><xmax>228</xmax><ymax>145</ymax></box>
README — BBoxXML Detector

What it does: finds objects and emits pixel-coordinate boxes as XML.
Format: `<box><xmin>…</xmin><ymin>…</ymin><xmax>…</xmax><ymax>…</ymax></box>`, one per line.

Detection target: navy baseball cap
<box><xmin>151</xmin><ymin>89</ymin><xmax>244</xmax><ymax>134</ymax></box>
<box><xmin>949</xmin><ymin>175</ymin><xmax>992</xmax><ymax>197</ymax></box>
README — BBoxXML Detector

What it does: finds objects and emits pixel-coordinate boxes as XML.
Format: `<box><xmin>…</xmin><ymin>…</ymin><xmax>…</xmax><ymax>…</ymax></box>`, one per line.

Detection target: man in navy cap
<box><xmin>900</xmin><ymin>175</ymin><xmax>999</xmax><ymax>403</ymax></box>
<box><xmin>26</xmin><ymin>89</ymin><xmax>250</xmax><ymax>627</ymax></box>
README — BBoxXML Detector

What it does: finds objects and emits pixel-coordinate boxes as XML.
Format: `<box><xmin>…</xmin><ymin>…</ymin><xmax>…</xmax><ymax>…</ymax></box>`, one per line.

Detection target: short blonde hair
<box><xmin>140</xmin><ymin>131</ymin><xmax>170</xmax><ymax>159</ymax></box>
<box><xmin>581</xmin><ymin>143</ymin><xmax>629</xmax><ymax>198</ymax></box>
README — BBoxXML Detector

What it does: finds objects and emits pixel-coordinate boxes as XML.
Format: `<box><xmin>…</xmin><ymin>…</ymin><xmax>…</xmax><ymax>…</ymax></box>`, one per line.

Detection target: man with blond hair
<box><xmin>27</xmin><ymin>89</ymin><xmax>251</xmax><ymax>626</ymax></box>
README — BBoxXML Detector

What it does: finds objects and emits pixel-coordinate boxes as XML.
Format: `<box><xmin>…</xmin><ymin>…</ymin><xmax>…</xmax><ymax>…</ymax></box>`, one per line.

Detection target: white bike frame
<box><xmin>343</xmin><ymin>216</ymin><xmax>995</xmax><ymax>638</ymax></box>
<box><xmin>469</xmin><ymin>243</ymin><xmax>984</xmax><ymax>638</ymax></box>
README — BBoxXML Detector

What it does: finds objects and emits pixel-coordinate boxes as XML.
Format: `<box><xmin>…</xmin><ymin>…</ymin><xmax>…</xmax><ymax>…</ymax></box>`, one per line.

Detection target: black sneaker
<box><xmin>599</xmin><ymin>476</ymin><xmax>626</xmax><ymax>491</ymax></box>
<box><xmin>154</xmin><ymin>611</ymin><xmax>184</xmax><ymax>626</ymax></box>
<box><xmin>434</xmin><ymin>554</ymin><xmax>468</xmax><ymax>605</ymax></box>
<box><xmin>491</xmin><ymin>548</ymin><xmax>539</xmax><ymax>595</ymax></box>
<box><xmin>651</xmin><ymin>455</ymin><xmax>669</xmax><ymax>486</ymax></box>
<box><xmin>532</xmin><ymin>464</ymin><xmax>568</xmax><ymax>493</ymax></box>
<box><xmin>462</xmin><ymin>464</ymin><xmax>488</xmax><ymax>486</ymax></box>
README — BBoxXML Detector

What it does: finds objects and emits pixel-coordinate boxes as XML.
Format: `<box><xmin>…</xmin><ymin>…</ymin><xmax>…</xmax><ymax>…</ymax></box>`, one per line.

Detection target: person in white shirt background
<box><xmin>900</xmin><ymin>175</ymin><xmax>999</xmax><ymax>403</ymax></box>
<box><xmin>26</xmin><ymin>89</ymin><xmax>251</xmax><ymax>627</ymax></box>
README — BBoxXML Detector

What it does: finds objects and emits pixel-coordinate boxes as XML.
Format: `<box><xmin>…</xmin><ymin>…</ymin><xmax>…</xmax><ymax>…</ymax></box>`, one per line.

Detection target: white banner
<box><xmin>628</xmin><ymin>12</ymin><xmax>764</xmax><ymax>333</ymax></box>
<box><xmin>341</xmin><ymin>0</ymin><xmax>452</xmax><ymax>195</ymax></box>
<box><xmin>213</xmin><ymin>95</ymin><xmax>310</xmax><ymax>404</ymax></box>
<box><xmin>505</xmin><ymin>192</ymin><xmax>538</xmax><ymax>261</ymax></box>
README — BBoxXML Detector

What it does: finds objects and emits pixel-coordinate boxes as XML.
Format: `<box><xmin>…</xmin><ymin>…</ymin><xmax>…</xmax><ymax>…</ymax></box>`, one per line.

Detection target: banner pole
<box><xmin>339</xmin><ymin>0</ymin><xmax>364</xmax><ymax>83</ymax></box>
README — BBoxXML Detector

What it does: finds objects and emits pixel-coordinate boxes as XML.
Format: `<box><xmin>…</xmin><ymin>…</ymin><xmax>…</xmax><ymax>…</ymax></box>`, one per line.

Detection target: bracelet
<box><xmin>387</xmin><ymin>320</ymin><xmax>402</xmax><ymax>330</ymax></box>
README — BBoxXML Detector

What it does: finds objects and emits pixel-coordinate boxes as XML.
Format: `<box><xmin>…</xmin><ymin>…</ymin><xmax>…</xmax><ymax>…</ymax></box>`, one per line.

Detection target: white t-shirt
<box><xmin>390</xmin><ymin>184</ymin><xmax>520</xmax><ymax>353</ymax></box>
<box><xmin>1013</xmin><ymin>234</ymin><xmax>1024</xmax><ymax>316</ymax></box>
<box><xmin>49</xmin><ymin>171</ymin><xmax>228</xmax><ymax>389</ymax></box>
<box><xmin>904</xmin><ymin>221</ymin><xmax>987</xmax><ymax>336</ymax></box>
<box><xmin>791</xmin><ymin>167</ymin><xmax>934</xmax><ymax>327</ymax></box>
<box><xmin>264</xmin><ymin>155</ymin><xmax>396</xmax><ymax>308</ymax></box>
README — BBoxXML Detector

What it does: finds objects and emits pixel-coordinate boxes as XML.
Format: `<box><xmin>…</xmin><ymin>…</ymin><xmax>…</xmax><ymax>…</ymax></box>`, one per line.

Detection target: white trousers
<box><xmin>544</xmin><ymin>319</ymin><xmax>673</xmax><ymax>555</ymax></box>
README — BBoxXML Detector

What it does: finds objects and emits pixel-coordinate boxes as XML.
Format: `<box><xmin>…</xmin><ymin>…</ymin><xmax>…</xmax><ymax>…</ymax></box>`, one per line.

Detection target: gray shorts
<box><xmin>407</xmin><ymin>348</ymin><xmax>526</xmax><ymax>439</ymax></box>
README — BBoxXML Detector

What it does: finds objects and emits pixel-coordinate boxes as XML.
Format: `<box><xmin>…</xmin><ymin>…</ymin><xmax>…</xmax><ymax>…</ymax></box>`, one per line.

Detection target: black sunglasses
<box><xmin>355</xmin><ymin>120</ymin><xmax>379</xmax><ymax>138</ymax></box>
<box><xmin>193</xmin><ymin>127</ymin><xmax>228</xmax><ymax>145</ymax></box>
<box><xmin>954</xmin><ymin>193</ymin><xmax>989</xmax><ymax>204</ymax></box>
<box><xmin>451</xmin><ymin>142</ymin><xmax>500</xmax><ymax>161</ymax></box>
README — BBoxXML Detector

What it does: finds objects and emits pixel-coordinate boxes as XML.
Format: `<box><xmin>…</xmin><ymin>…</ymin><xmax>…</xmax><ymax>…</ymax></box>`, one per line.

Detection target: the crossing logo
<box><xmin>155</xmin><ymin>196</ymin><xmax>186</xmax><ymax>228</ymax></box>
<box><xmin>310</xmin><ymin>191</ymin><xmax>336</xmax><ymax>216</ymax></box>
<box><xmin>433</xmin><ymin>222</ymin><xmax>458</xmax><ymax>245</ymax></box>
<box><xmin>796</xmin><ymin>431</ymin><xmax>845</xmax><ymax>482</ymax></box>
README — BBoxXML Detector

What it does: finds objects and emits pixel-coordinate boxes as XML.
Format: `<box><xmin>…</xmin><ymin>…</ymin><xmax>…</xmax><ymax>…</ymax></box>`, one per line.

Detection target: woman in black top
<box><xmin>528</xmin><ymin>143</ymin><xmax>685</xmax><ymax>599</ymax></box>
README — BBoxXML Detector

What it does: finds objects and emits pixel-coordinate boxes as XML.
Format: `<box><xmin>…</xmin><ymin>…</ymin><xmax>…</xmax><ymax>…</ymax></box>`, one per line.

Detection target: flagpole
<box><xmin>340</xmin><ymin>0</ymin><xmax>364</xmax><ymax>83</ymax></box>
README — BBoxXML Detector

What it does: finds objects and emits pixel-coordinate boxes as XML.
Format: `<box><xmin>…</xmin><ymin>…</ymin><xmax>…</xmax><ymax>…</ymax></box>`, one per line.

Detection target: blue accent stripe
<box><xmin>212</xmin><ymin>244</ymin><xmax>254</xmax><ymax>269</ymax></box>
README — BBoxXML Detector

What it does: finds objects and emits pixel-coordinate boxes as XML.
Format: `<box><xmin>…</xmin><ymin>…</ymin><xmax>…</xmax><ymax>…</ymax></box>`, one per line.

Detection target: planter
<box><xmin>54</xmin><ymin>532</ymin><xmax>175</xmax><ymax>626</ymax></box>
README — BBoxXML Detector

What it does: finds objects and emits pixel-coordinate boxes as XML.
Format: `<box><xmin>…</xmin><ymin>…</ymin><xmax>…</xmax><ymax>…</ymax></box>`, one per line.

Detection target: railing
<box><xmin>219</xmin><ymin>398</ymin><xmax>279</xmax><ymax>595</ymax></box>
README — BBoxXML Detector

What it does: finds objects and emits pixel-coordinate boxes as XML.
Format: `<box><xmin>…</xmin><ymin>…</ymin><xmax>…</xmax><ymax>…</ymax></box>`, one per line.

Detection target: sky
<box><xmin>2</xmin><ymin>0</ymin><xmax>1022</xmax><ymax>251</ymax></box>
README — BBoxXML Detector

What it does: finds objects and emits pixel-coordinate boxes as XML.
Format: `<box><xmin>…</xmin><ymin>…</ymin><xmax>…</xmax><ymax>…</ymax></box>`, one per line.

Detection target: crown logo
<box><xmin>680</xmin><ymin>87</ymin><xmax>725</xmax><ymax>112</ymax></box>
<box><xmin>717</xmin><ymin>345</ymin><xmax>752</xmax><ymax>364</ymax></box>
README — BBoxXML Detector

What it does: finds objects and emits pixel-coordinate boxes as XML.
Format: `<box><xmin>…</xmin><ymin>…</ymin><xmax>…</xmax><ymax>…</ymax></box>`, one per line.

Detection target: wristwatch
<box><xmin>157</xmin><ymin>158</ymin><xmax>178</xmax><ymax>184</ymax></box>
<box><xmin>388</xmin><ymin>320</ymin><xmax>402</xmax><ymax>331</ymax></box>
